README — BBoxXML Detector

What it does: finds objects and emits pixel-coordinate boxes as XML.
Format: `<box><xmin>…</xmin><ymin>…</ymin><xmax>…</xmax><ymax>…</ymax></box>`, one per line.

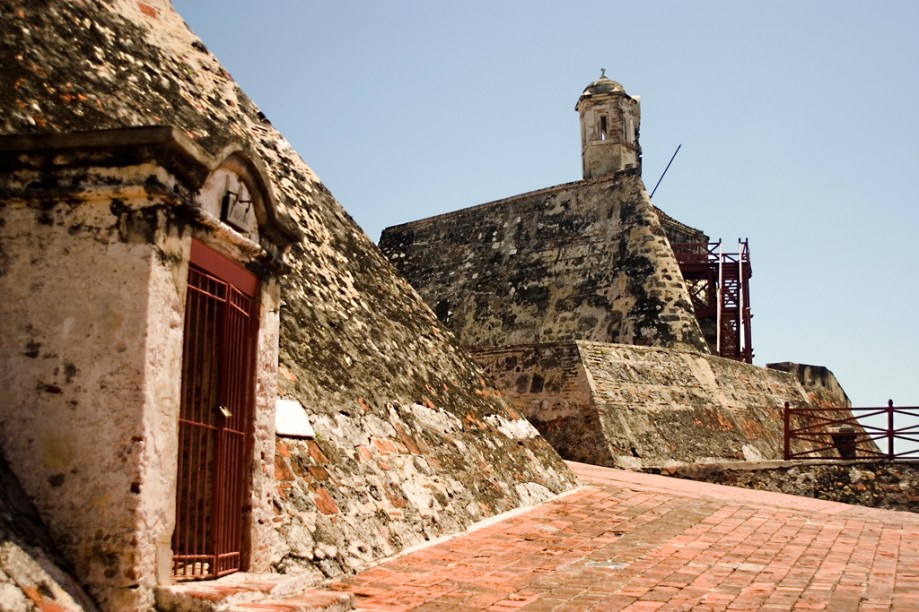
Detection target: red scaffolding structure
<box><xmin>672</xmin><ymin>239</ymin><xmax>753</xmax><ymax>363</ymax></box>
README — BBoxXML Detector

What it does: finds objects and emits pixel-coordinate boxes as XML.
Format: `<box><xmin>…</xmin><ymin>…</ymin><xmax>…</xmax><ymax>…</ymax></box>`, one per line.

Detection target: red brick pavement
<box><xmin>194</xmin><ymin>462</ymin><xmax>918</xmax><ymax>610</ymax></box>
<box><xmin>320</xmin><ymin>461</ymin><xmax>919</xmax><ymax>611</ymax></box>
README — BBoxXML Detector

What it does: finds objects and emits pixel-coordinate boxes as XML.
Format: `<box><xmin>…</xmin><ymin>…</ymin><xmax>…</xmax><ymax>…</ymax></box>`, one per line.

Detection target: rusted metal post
<box><xmin>716</xmin><ymin>241</ymin><xmax>723</xmax><ymax>356</ymax></box>
<box><xmin>888</xmin><ymin>399</ymin><xmax>895</xmax><ymax>460</ymax></box>
<box><xmin>783</xmin><ymin>402</ymin><xmax>790</xmax><ymax>460</ymax></box>
<box><xmin>738</xmin><ymin>239</ymin><xmax>744</xmax><ymax>359</ymax></box>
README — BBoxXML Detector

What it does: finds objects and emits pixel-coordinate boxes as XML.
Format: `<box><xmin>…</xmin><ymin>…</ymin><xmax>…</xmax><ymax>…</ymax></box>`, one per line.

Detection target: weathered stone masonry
<box><xmin>474</xmin><ymin>342</ymin><xmax>852</xmax><ymax>469</ymax></box>
<box><xmin>0</xmin><ymin>126</ymin><xmax>297</xmax><ymax>610</ymax></box>
<box><xmin>380</xmin><ymin>73</ymin><xmax>856</xmax><ymax>471</ymax></box>
<box><xmin>470</xmin><ymin>343</ymin><xmax>606</xmax><ymax>467</ymax></box>
<box><xmin>0</xmin><ymin>1</ymin><xmax>576</xmax><ymax>609</ymax></box>
<box><xmin>660</xmin><ymin>461</ymin><xmax>919</xmax><ymax>513</ymax></box>
<box><xmin>381</xmin><ymin>172</ymin><xmax>708</xmax><ymax>353</ymax></box>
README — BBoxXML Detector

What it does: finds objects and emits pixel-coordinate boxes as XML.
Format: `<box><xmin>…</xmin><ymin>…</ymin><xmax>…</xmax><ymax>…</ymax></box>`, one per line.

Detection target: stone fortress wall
<box><xmin>474</xmin><ymin>343</ymin><xmax>851</xmax><ymax>469</ymax></box>
<box><xmin>0</xmin><ymin>1</ymin><xmax>575</xmax><ymax>608</ymax></box>
<box><xmin>654</xmin><ymin>205</ymin><xmax>709</xmax><ymax>245</ymax></box>
<box><xmin>380</xmin><ymin>172</ymin><xmax>707</xmax><ymax>353</ymax></box>
<box><xmin>380</xmin><ymin>72</ymin><xmax>857</xmax><ymax>472</ymax></box>
<box><xmin>0</xmin><ymin>2</ymin><xmax>873</xmax><ymax>608</ymax></box>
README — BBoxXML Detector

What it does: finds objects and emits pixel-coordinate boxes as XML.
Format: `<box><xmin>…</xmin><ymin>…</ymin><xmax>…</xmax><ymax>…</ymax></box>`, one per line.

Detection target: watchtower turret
<box><xmin>576</xmin><ymin>69</ymin><xmax>641</xmax><ymax>179</ymax></box>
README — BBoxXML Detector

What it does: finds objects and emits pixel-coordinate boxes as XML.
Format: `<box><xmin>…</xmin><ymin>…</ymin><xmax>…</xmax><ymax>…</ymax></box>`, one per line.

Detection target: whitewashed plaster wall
<box><xmin>0</xmin><ymin>176</ymin><xmax>184</xmax><ymax>609</ymax></box>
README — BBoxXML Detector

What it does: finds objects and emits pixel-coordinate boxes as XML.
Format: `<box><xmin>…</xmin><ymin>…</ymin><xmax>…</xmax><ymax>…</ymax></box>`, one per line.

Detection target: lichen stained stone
<box><xmin>0</xmin><ymin>0</ymin><xmax>576</xmax><ymax>598</ymax></box>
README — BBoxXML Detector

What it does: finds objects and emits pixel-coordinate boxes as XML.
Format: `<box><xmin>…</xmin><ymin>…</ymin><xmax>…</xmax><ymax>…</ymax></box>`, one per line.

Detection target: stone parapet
<box><xmin>475</xmin><ymin>341</ymin><xmax>854</xmax><ymax>469</ymax></box>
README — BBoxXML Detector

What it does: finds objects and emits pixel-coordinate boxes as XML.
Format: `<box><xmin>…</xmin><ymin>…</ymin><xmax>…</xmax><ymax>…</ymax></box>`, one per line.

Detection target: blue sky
<box><xmin>173</xmin><ymin>1</ymin><xmax>919</xmax><ymax>417</ymax></box>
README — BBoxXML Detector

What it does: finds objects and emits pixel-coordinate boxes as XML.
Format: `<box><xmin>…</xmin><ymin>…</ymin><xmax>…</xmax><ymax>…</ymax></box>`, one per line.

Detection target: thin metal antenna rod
<box><xmin>649</xmin><ymin>144</ymin><xmax>682</xmax><ymax>199</ymax></box>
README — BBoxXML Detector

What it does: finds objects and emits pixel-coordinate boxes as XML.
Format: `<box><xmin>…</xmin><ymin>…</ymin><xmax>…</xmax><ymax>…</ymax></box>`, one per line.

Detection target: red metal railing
<box><xmin>671</xmin><ymin>241</ymin><xmax>717</xmax><ymax>265</ymax></box>
<box><xmin>783</xmin><ymin>401</ymin><xmax>919</xmax><ymax>461</ymax></box>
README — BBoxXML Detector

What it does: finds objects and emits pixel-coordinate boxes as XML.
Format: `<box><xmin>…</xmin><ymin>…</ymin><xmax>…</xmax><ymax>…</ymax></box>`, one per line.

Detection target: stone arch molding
<box><xmin>183</xmin><ymin>135</ymin><xmax>302</xmax><ymax>255</ymax></box>
<box><xmin>195</xmin><ymin>151</ymin><xmax>276</xmax><ymax>244</ymax></box>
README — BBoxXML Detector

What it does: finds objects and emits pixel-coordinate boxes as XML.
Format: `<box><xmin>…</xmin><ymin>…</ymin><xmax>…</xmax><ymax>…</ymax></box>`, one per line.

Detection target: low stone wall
<box><xmin>658</xmin><ymin>461</ymin><xmax>919</xmax><ymax>513</ymax></box>
<box><xmin>476</xmin><ymin>341</ymin><xmax>854</xmax><ymax>469</ymax></box>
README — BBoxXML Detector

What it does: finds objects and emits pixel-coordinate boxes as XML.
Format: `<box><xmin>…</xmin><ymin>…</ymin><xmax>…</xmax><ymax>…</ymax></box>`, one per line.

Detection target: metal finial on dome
<box><xmin>600</xmin><ymin>67</ymin><xmax>606</xmax><ymax>78</ymax></box>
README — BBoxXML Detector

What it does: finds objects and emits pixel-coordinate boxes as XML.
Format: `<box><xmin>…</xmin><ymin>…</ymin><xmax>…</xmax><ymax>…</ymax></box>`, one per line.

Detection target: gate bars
<box><xmin>172</xmin><ymin>263</ymin><xmax>258</xmax><ymax>580</ymax></box>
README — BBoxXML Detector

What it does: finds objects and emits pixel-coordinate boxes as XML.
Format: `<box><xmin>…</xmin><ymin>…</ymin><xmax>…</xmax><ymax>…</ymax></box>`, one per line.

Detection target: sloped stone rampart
<box><xmin>380</xmin><ymin>173</ymin><xmax>707</xmax><ymax>352</ymax></box>
<box><xmin>579</xmin><ymin>342</ymin><xmax>843</xmax><ymax>466</ymax></box>
<box><xmin>271</xmin><ymin>128</ymin><xmax>577</xmax><ymax>581</ymax></box>
<box><xmin>269</xmin><ymin>399</ymin><xmax>572</xmax><ymax>580</ymax></box>
<box><xmin>476</xmin><ymin>341</ymin><xmax>853</xmax><ymax>468</ymax></box>
<box><xmin>0</xmin><ymin>0</ymin><xmax>576</xmax><ymax>603</ymax></box>
<box><xmin>767</xmin><ymin>361</ymin><xmax>852</xmax><ymax>405</ymax></box>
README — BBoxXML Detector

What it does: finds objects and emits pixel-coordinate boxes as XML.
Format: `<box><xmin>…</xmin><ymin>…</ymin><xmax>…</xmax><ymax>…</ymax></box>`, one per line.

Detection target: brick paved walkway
<box><xmin>323</xmin><ymin>461</ymin><xmax>919</xmax><ymax>611</ymax></box>
<box><xmin>166</xmin><ymin>461</ymin><xmax>919</xmax><ymax>610</ymax></box>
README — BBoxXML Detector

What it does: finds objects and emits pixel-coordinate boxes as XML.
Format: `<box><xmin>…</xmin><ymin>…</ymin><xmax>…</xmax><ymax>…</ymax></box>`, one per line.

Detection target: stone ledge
<box><xmin>155</xmin><ymin>573</ymin><xmax>353</xmax><ymax>611</ymax></box>
<box><xmin>649</xmin><ymin>460</ymin><xmax>919</xmax><ymax>514</ymax></box>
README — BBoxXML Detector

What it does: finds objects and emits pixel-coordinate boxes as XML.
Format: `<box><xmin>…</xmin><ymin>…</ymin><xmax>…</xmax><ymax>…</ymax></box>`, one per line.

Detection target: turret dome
<box><xmin>577</xmin><ymin>69</ymin><xmax>626</xmax><ymax>107</ymax></box>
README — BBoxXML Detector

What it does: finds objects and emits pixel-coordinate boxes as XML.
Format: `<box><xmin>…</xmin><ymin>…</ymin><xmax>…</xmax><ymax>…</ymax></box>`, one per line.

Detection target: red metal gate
<box><xmin>173</xmin><ymin>241</ymin><xmax>259</xmax><ymax>580</ymax></box>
